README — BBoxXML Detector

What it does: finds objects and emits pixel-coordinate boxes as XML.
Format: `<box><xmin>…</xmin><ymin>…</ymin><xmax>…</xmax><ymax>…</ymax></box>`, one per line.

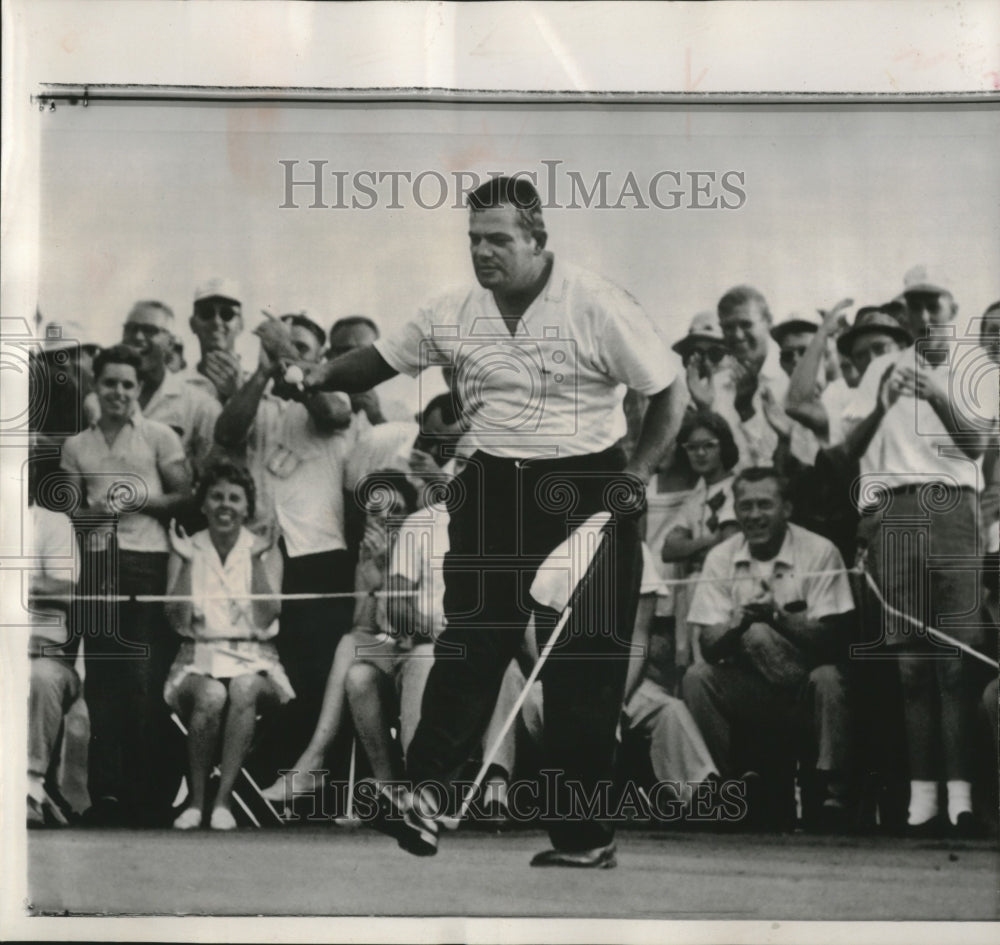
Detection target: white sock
<box><xmin>907</xmin><ymin>780</ymin><xmax>938</xmax><ymax>826</ymax></box>
<box><xmin>946</xmin><ymin>780</ymin><xmax>972</xmax><ymax>825</ymax></box>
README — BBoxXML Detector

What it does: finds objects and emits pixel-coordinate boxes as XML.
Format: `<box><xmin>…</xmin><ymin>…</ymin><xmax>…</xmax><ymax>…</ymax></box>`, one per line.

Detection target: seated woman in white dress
<box><xmin>661</xmin><ymin>411</ymin><xmax>741</xmax><ymax>665</ymax></box>
<box><xmin>164</xmin><ymin>461</ymin><xmax>293</xmax><ymax>830</ymax></box>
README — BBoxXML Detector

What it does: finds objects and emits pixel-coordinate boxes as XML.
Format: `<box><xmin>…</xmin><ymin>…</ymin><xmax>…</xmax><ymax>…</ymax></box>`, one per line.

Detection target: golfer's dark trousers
<box><xmin>406</xmin><ymin>447</ymin><xmax>642</xmax><ymax>852</ymax></box>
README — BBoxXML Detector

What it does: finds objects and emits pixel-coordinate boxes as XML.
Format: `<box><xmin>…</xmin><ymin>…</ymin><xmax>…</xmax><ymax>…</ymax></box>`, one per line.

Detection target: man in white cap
<box><xmin>302</xmin><ymin>176</ymin><xmax>684</xmax><ymax>867</ymax></box>
<box><xmin>843</xmin><ymin>265</ymin><xmax>998</xmax><ymax>836</ymax></box>
<box><xmin>671</xmin><ymin>311</ymin><xmax>732</xmax><ymax>417</ymax></box>
<box><xmin>783</xmin><ymin>300</ymin><xmax>858</xmax><ymax>448</ymax></box>
<box><xmin>762</xmin><ymin>310</ymin><xmax>830</xmax><ymax>466</ymax></box>
<box><xmin>188</xmin><ymin>278</ymin><xmax>246</xmax><ymax>404</ymax></box>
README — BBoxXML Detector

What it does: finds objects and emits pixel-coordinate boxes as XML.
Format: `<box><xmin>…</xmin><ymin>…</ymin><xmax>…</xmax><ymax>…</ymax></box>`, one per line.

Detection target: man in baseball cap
<box><xmin>189</xmin><ymin>278</ymin><xmax>245</xmax><ymax>403</ymax></box>
<box><xmin>899</xmin><ymin>265</ymin><xmax>957</xmax><ymax>351</ymax></box>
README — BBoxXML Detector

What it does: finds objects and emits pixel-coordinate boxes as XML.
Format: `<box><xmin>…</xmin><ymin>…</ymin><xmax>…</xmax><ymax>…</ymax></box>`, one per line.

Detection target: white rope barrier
<box><xmin>42</xmin><ymin>567</ymin><xmax>862</xmax><ymax>603</ymax></box>
<box><xmin>38</xmin><ymin>564</ymin><xmax>999</xmax><ymax>670</ymax></box>
<box><xmin>858</xmin><ymin>566</ymin><xmax>999</xmax><ymax>671</ymax></box>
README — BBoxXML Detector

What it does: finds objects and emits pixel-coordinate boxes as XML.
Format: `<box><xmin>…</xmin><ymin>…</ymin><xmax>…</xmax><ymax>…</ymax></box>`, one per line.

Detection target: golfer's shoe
<box><xmin>369</xmin><ymin>785</ymin><xmax>409</xmax><ymax>841</ymax></box>
<box><xmin>530</xmin><ymin>842</ymin><xmax>617</xmax><ymax>869</ymax></box>
<box><xmin>397</xmin><ymin>804</ymin><xmax>439</xmax><ymax>857</ymax></box>
<box><xmin>369</xmin><ymin>786</ymin><xmax>439</xmax><ymax>856</ymax></box>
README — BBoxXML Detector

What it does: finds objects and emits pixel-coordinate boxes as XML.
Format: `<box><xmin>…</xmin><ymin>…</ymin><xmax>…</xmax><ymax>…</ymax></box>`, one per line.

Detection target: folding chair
<box><xmin>170</xmin><ymin>712</ymin><xmax>285</xmax><ymax>827</ymax></box>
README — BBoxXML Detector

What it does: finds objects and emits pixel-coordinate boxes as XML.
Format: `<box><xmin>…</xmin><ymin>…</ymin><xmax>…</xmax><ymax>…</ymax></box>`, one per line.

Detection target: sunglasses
<box><xmin>194</xmin><ymin>301</ymin><xmax>241</xmax><ymax>322</ymax></box>
<box><xmin>686</xmin><ymin>346</ymin><xmax>726</xmax><ymax>365</ymax></box>
<box><xmin>123</xmin><ymin>322</ymin><xmax>168</xmax><ymax>341</ymax></box>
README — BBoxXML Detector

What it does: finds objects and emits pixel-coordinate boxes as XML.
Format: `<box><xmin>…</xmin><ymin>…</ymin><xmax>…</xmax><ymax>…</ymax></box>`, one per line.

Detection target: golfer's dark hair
<box><xmin>678</xmin><ymin>410</ymin><xmax>740</xmax><ymax>472</ymax></box>
<box><xmin>733</xmin><ymin>465</ymin><xmax>789</xmax><ymax>500</ymax></box>
<box><xmin>329</xmin><ymin>315</ymin><xmax>380</xmax><ymax>340</ymax></box>
<box><xmin>467</xmin><ymin>176</ymin><xmax>547</xmax><ymax>249</ymax></box>
<box><xmin>92</xmin><ymin>344</ymin><xmax>141</xmax><ymax>381</ymax></box>
<box><xmin>196</xmin><ymin>460</ymin><xmax>257</xmax><ymax>521</ymax></box>
<box><xmin>280</xmin><ymin>313</ymin><xmax>326</xmax><ymax>349</ymax></box>
<box><xmin>718</xmin><ymin>285</ymin><xmax>772</xmax><ymax>324</ymax></box>
<box><xmin>421</xmin><ymin>392</ymin><xmax>459</xmax><ymax>427</ymax></box>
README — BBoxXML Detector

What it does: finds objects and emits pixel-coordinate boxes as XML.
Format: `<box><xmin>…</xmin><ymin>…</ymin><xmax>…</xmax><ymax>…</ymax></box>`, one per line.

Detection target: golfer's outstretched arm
<box><xmin>303</xmin><ymin>345</ymin><xmax>400</xmax><ymax>394</ymax></box>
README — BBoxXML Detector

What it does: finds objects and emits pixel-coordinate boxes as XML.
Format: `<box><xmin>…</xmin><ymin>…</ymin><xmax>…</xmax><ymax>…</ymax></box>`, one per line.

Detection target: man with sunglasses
<box><xmin>670</xmin><ymin>311</ymin><xmax>731</xmax><ymax>416</ymax></box>
<box><xmin>188</xmin><ymin>278</ymin><xmax>247</xmax><ymax>404</ymax></box>
<box><xmin>86</xmin><ymin>301</ymin><xmax>221</xmax><ymax>473</ymax></box>
<box><xmin>114</xmin><ymin>300</ymin><xmax>221</xmax><ymax>474</ymax></box>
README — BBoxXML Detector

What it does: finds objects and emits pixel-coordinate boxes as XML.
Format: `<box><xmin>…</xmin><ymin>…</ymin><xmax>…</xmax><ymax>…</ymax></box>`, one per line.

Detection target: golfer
<box><xmin>304</xmin><ymin>176</ymin><xmax>684</xmax><ymax>867</ymax></box>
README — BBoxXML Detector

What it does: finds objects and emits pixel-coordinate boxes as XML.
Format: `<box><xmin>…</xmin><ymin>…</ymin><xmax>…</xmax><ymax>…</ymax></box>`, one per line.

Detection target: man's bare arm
<box><xmin>303</xmin><ymin>345</ymin><xmax>399</xmax><ymax>395</ymax></box>
<box><xmin>214</xmin><ymin>364</ymin><xmax>271</xmax><ymax>450</ymax></box>
<box><xmin>626</xmin><ymin>378</ymin><xmax>687</xmax><ymax>484</ymax></box>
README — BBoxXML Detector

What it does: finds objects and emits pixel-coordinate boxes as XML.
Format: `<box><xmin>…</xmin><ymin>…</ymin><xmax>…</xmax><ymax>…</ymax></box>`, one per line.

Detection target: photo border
<box><xmin>2</xmin><ymin>2</ymin><xmax>997</xmax><ymax>943</ymax></box>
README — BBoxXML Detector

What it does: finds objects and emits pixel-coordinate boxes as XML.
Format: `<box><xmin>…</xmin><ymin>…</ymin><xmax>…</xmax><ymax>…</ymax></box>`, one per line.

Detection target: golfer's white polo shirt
<box><xmin>375</xmin><ymin>259</ymin><xmax>678</xmax><ymax>459</ymax></box>
<box><xmin>842</xmin><ymin>340</ymin><xmax>998</xmax><ymax>493</ymax></box>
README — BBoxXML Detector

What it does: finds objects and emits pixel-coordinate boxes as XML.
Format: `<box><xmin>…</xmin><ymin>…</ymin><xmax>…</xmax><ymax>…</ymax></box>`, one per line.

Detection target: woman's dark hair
<box><xmin>677</xmin><ymin>409</ymin><xmax>740</xmax><ymax>472</ymax></box>
<box><xmin>92</xmin><ymin>343</ymin><xmax>141</xmax><ymax>381</ymax></box>
<box><xmin>360</xmin><ymin>468</ymin><xmax>419</xmax><ymax>517</ymax></box>
<box><xmin>196</xmin><ymin>460</ymin><xmax>257</xmax><ymax>521</ymax></box>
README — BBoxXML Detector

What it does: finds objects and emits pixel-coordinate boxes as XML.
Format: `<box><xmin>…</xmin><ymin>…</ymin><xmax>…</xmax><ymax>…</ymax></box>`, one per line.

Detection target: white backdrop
<box><xmin>37</xmin><ymin>102</ymin><xmax>1000</xmax><ymax>413</ymax></box>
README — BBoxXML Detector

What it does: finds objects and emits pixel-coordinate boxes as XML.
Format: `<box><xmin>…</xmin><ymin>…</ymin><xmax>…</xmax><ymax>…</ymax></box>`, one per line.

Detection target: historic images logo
<box><xmin>279</xmin><ymin>160</ymin><xmax>747</xmax><ymax>211</ymax></box>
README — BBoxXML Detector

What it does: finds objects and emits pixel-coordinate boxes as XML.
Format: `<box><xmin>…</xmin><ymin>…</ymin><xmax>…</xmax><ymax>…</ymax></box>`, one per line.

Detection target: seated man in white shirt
<box><xmin>683</xmin><ymin>466</ymin><xmax>856</xmax><ymax>830</ymax></box>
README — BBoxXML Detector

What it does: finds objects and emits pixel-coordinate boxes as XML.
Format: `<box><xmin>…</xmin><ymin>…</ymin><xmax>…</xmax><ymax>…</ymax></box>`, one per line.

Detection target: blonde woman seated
<box><xmin>164</xmin><ymin>461</ymin><xmax>293</xmax><ymax>830</ymax></box>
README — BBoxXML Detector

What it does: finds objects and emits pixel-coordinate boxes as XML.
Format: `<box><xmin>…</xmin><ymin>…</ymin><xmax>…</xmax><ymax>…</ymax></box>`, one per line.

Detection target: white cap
<box><xmin>194</xmin><ymin>277</ymin><xmax>241</xmax><ymax>305</ymax></box>
<box><xmin>770</xmin><ymin>310</ymin><xmax>822</xmax><ymax>344</ymax></box>
<box><xmin>903</xmin><ymin>264</ymin><xmax>952</xmax><ymax>297</ymax></box>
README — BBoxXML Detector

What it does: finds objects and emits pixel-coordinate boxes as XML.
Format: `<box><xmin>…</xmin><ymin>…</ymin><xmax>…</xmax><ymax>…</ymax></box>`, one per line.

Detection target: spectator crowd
<box><xmin>24</xmin><ymin>265</ymin><xmax>1000</xmax><ymax>841</ymax></box>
